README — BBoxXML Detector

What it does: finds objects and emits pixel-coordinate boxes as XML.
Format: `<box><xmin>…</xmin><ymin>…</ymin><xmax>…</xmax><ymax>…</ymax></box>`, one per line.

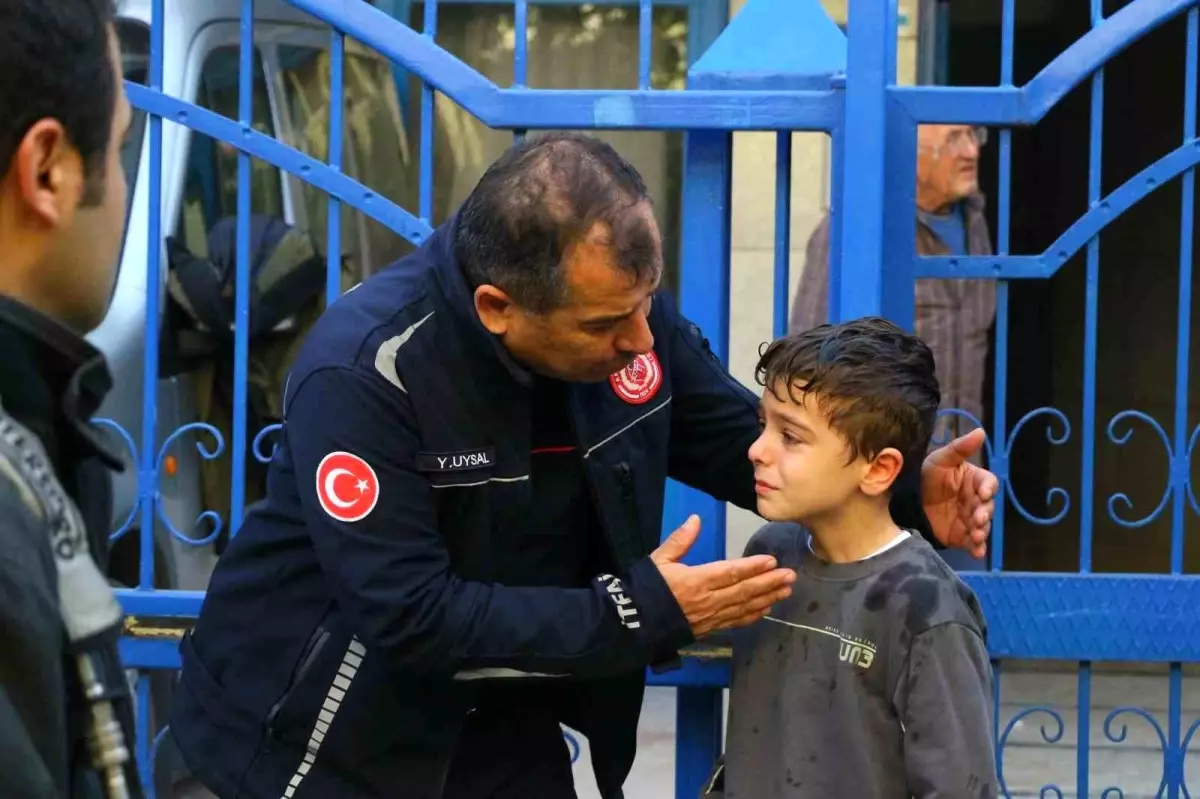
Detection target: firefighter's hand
<box><xmin>651</xmin><ymin>515</ymin><xmax>796</xmax><ymax>638</ymax></box>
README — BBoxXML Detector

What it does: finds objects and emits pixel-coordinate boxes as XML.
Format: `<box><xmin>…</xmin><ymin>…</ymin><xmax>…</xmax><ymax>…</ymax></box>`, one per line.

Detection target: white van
<box><xmin>103</xmin><ymin>0</ymin><xmax>417</xmax><ymax>598</ymax></box>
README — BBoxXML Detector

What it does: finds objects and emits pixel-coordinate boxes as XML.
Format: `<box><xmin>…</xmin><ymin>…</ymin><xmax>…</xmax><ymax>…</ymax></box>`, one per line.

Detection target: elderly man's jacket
<box><xmin>171</xmin><ymin>217</ymin><xmax>937</xmax><ymax>799</ymax></box>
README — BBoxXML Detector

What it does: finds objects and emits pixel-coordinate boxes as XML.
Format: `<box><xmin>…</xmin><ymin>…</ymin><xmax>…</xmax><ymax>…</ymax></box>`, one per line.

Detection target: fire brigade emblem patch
<box><xmin>609</xmin><ymin>351</ymin><xmax>662</xmax><ymax>405</ymax></box>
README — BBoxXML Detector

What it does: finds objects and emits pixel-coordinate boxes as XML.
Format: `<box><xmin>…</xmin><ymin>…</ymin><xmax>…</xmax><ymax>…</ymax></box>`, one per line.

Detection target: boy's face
<box><xmin>748</xmin><ymin>381</ymin><xmax>872</xmax><ymax>524</ymax></box>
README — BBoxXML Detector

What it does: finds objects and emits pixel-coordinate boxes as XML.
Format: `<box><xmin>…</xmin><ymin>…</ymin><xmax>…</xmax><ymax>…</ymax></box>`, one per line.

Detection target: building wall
<box><xmin>722</xmin><ymin>0</ymin><xmax>921</xmax><ymax>557</ymax></box>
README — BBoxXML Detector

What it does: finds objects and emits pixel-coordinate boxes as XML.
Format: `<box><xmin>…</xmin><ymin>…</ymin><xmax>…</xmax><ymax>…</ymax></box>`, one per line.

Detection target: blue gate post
<box><xmin>836</xmin><ymin>0</ymin><xmax>903</xmax><ymax>324</ymax></box>
<box><xmin>671</xmin><ymin>128</ymin><xmax>733</xmax><ymax>799</ymax></box>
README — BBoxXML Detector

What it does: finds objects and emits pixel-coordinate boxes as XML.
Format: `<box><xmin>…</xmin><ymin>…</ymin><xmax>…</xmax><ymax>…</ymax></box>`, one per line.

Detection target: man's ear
<box><xmin>861</xmin><ymin>447</ymin><xmax>904</xmax><ymax>498</ymax></box>
<box><xmin>10</xmin><ymin>119</ymin><xmax>83</xmax><ymax>228</ymax></box>
<box><xmin>474</xmin><ymin>284</ymin><xmax>517</xmax><ymax>336</ymax></box>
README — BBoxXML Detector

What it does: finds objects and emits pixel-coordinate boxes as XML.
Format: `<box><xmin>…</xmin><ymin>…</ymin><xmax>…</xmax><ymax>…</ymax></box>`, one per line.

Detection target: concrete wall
<box><xmin>722</xmin><ymin>0</ymin><xmax>921</xmax><ymax>558</ymax></box>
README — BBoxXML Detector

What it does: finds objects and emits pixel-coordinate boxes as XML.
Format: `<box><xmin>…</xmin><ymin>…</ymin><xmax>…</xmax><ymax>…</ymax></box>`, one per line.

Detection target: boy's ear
<box><xmin>861</xmin><ymin>448</ymin><xmax>904</xmax><ymax>497</ymax></box>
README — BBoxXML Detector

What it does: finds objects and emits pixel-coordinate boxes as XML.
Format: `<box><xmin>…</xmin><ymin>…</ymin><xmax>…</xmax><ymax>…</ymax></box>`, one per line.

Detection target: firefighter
<box><xmin>171</xmin><ymin>133</ymin><xmax>996</xmax><ymax>799</ymax></box>
<box><xmin>0</xmin><ymin>0</ymin><xmax>144</xmax><ymax>797</ymax></box>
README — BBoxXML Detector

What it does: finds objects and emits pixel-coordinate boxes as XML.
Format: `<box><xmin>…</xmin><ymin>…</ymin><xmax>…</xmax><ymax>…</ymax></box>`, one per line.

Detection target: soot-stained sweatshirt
<box><xmin>717</xmin><ymin>522</ymin><xmax>997</xmax><ymax>799</ymax></box>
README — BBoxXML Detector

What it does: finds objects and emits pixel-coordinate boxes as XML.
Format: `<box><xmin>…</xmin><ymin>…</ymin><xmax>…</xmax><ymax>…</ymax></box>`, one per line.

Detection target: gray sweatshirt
<box><xmin>717</xmin><ymin>522</ymin><xmax>996</xmax><ymax>799</ymax></box>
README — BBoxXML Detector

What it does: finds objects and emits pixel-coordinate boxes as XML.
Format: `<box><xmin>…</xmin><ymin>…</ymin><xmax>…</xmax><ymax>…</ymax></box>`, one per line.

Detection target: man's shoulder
<box><xmin>866</xmin><ymin>538</ymin><xmax>986</xmax><ymax>640</ymax></box>
<box><xmin>309</xmin><ymin>259</ymin><xmax>437</xmax><ymax>359</ymax></box>
<box><xmin>285</xmin><ymin>260</ymin><xmax>443</xmax><ymax>402</ymax></box>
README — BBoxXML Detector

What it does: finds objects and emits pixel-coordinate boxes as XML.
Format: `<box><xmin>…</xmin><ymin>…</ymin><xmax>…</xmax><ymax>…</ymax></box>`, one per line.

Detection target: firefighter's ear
<box><xmin>474</xmin><ymin>284</ymin><xmax>518</xmax><ymax>335</ymax></box>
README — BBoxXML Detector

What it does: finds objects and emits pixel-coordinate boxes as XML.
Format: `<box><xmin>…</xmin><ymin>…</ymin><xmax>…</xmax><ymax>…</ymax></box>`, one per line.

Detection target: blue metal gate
<box><xmin>106</xmin><ymin>0</ymin><xmax>1200</xmax><ymax>796</ymax></box>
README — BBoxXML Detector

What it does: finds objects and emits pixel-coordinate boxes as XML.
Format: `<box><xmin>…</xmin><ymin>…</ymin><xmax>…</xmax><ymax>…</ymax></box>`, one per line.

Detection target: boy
<box><xmin>707</xmin><ymin>316</ymin><xmax>996</xmax><ymax>798</ymax></box>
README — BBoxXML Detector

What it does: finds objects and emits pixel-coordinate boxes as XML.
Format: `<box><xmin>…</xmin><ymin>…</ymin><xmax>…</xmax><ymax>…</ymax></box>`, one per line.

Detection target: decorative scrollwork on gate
<box><xmin>1106</xmin><ymin>411</ymin><xmax>1176</xmax><ymax>528</ymax></box>
<box><xmin>1105</xmin><ymin>416</ymin><xmax>1200</xmax><ymax>525</ymax></box>
<box><xmin>997</xmin><ymin>706</ymin><xmax>1065</xmax><ymax>799</ymax></box>
<box><xmin>92</xmin><ymin>417</ymin><xmax>141</xmax><ymax>542</ymax></box>
<box><xmin>1005</xmin><ymin>408</ymin><xmax>1072</xmax><ymax>526</ymax></box>
<box><xmin>1098</xmin><ymin>706</ymin><xmax>1168</xmax><ymax>799</ymax></box>
<box><xmin>1177</xmin><ymin>714</ymin><xmax>1200</xmax><ymax>798</ymax></box>
<box><xmin>930</xmin><ymin>408</ymin><xmax>988</xmax><ymax>449</ymax></box>
<box><xmin>253</xmin><ymin>423</ymin><xmax>284</xmax><ymax>464</ymax></box>
<box><xmin>93</xmin><ymin>418</ymin><xmax>229</xmax><ymax>547</ymax></box>
<box><xmin>156</xmin><ymin>423</ymin><xmax>227</xmax><ymax>546</ymax></box>
<box><xmin>1188</xmin><ymin>423</ymin><xmax>1200</xmax><ymax>517</ymax></box>
<box><xmin>931</xmin><ymin>406</ymin><xmax>1072</xmax><ymax>527</ymax></box>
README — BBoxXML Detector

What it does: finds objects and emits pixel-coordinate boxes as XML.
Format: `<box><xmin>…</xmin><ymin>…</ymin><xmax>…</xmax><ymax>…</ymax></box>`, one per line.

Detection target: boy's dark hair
<box><xmin>453</xmin><ymin>132</ymin><xmax>661</xmax><ymax>313</ymax></box>
<box><xmin>755</xmin><ymin>316</ymin><xmax>940</xmax><ymax>471</ymax></box>
<box><xmin>0</xmin><ymin>0</ymin><xmax>117</xmax><ymax>206</ymax></box>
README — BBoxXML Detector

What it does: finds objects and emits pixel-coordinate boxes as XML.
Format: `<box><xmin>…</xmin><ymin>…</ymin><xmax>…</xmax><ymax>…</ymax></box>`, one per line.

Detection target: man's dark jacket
<box><xmin>171</xmin><ymin>218</ymin><xmax>936</xmax><ymax>798</ymax></box>
<box><xmin>0</xmin><ymin>297</ymin><xmax>136</xmax><ymax>799</ymax></box>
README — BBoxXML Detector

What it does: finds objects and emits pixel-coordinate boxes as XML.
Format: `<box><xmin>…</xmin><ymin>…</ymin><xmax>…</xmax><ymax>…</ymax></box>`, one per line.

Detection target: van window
<box><xmin>178</xmin><ymin>46</ymin><xmax>283</xmax><ymax>254</ymax></box>
<box><xmin>276</xmin><ymin>43</ymin><xmax>417</xmax><ymax>279</ymax></box>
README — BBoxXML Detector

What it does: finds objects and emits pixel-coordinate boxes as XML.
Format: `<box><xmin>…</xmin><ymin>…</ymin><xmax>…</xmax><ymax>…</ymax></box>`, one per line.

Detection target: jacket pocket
<box><xmin>265</xmin><ymin>624</ymin><xmax>330</xmax><ymax>734</ymax></box>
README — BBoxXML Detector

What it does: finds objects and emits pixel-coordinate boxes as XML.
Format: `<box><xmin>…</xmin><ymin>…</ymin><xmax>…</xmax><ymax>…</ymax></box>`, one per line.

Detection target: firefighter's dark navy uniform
<box><xmin>171</xmin><ymin>217</ymin><xmax>935</xmax><ymax>798</ymax></box>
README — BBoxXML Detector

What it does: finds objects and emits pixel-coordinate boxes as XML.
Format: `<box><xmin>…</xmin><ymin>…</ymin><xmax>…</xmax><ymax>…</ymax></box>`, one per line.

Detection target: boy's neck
<box><xmin>805</xmin><ymin>500</ymin><xmax>904</xmax><ymax>564</ymax></box>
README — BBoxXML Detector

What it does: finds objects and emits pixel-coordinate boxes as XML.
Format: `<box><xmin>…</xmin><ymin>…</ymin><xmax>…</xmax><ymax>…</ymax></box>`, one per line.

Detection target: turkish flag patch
<box><xmin>315</xmin><ymin>451</ymin><xmax>380</xmax><ymax>523</ymax></box>
<box><xmin>609</xmin><ymin>351</ymin><xmax>662</xmax><ymax>405</ymax></box>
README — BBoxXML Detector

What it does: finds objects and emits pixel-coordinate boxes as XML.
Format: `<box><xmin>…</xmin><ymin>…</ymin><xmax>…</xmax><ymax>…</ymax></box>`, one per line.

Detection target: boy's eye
<box><xmin>782</xmin><ymin>431</ymin><xmax>801</xmax><ymax>446</ymax></box>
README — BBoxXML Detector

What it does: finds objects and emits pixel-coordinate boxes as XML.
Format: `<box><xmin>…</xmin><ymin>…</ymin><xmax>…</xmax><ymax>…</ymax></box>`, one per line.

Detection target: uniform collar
<box><xmin>0</xmin><ymin>295</ymin><xmax>123</xmax><ymax>470</ymax></box>
<box><xmin>430</xmin><ymin>215</ymin><xmax>534</xmax><ymax>389</ymax></box>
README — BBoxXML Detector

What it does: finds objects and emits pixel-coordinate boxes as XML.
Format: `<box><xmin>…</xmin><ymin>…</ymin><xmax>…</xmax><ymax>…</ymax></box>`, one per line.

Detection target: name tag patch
<box><xmin>417</xmin><ymin>448</ymin><xmax>495</xmax><ymax>473</ymax></box>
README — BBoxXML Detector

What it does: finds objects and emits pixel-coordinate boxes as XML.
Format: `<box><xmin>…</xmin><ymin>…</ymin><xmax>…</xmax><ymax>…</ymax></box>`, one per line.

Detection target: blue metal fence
<box><xmin>105</xmin><ymin>0</ymin><xmax>1200</xmax><ymax>796</ymax></box>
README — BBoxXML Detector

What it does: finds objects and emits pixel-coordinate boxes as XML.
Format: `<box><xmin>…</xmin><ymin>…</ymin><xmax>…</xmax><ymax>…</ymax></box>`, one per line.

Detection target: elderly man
<box><xmin>171</xmin><ymin>133</ymin><xmax>996</xmax><ymax>799</ymax></box>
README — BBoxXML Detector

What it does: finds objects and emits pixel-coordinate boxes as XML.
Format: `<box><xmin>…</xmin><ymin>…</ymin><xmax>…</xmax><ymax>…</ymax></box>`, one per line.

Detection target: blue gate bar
<box><xmin>991</xmin><ymin>0</ymin><xmax>1015</xmax><ymax>756</ymax></box>
<box><xmin>231</xmin><ymin>0</ymin><xmax>255</xmax><ymax>536</ymax></box>
<box><xmin>134</xmin><ymin>1</ymin><xmax>166</xmax><ymax>790</ymax></box>
<box><xmin>138</xmin><ymin>0</ymin><xmax>166</xmax><ymax>594</ymax></box>
<box><xmin>992</xmin><ymin>0</ymin><xmax>1014</xmax><ymax>572</ymax></box>
<box><xmin>419</xmin><ymin>0</ymin><xmax>437</xmax><ymax>224</ymax></box>
<box><xmin>672</xmin><ymin>126</ymin><xmax>733</xmax><ymax>799</ymax></box>
<box><xmin>835</xmin><ymin>0</ymin><xmax>892</xmax><ymax>321</ymax></box>
<box><xmin>827</xmin><ymin>121</ymin><xmax>844</xmax><ymax>324</ymax></box>
<box><xmin>1077</xmin><ymin>2</ymin><xmax>1105</xmax><ymax>785</ymax></box>
<box><xmin>326</xmin><ymin>29</ymin><xmax>345</xmax><ymax>306</ymax></box>
<box><xmin>1168</xmin><ymin>9</ymin><xmax>1198</xmax><ymax>794</ymax></box>
<box><xmin>514</xmin><ymin>0</ymin><xmax>528</xmax><ymax>89</ymax></box>
<box><xmin>772</xmin><ymin>131</ymin><xmax>791</xmax><ymax>340</ymax></box>
<box><xmin>514</xmin><ymin>0</ymin><xmax>527</xmax><ymax>141</ymax></box>
<box><xmin>638</xmin><ymin>0</ymin><xmax>653</xmax><ymax>90</ymax></box>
